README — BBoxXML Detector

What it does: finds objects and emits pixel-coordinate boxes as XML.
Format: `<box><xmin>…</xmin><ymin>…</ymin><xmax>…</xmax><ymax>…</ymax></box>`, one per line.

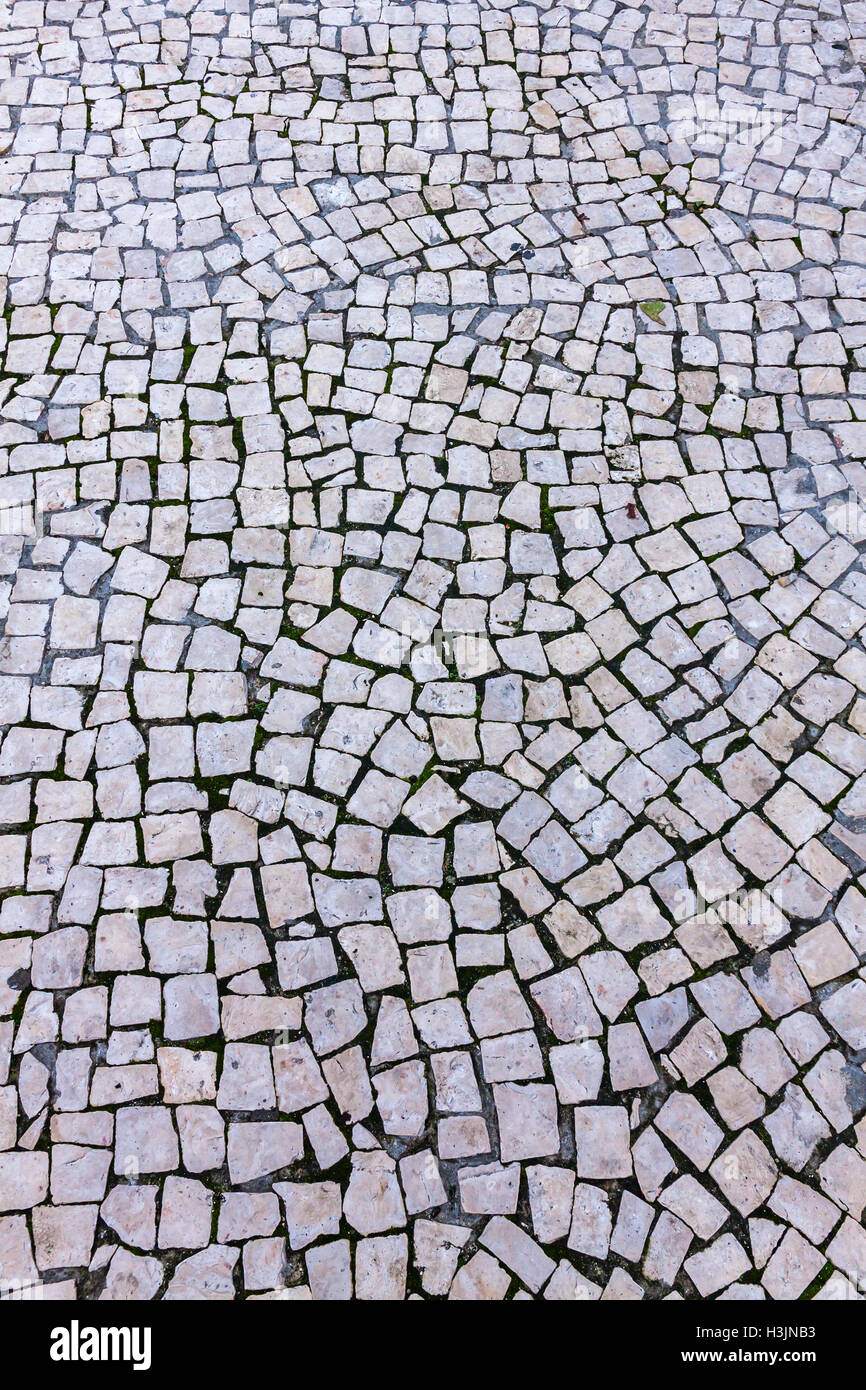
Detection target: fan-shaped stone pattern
<box><xmin>0</xmin><ymin>0</ymin><xmax>865</xmax><ymax>1302</ymax></box>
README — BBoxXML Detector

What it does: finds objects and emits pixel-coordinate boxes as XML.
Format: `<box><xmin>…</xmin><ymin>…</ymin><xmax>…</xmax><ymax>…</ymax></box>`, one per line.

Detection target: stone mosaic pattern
<box><xmin>1</xmin><ymin>0</ymin><xmax>866</xmax><ymax>1303</ymax></box>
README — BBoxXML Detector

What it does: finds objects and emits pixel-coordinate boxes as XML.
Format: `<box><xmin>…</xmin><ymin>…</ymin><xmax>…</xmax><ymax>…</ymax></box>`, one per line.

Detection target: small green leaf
<box><xmin>641</xmin><ymin>300</ymin><xmax>666</xmax><ymax>322</ymax></box>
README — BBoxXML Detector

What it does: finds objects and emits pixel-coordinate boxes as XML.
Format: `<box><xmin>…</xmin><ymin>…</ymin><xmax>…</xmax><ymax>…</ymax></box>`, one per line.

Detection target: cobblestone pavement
<box><xmin>1</xmin><ymin>0</ymin><xmax>866</xmax><ymax>1304</ymax></box>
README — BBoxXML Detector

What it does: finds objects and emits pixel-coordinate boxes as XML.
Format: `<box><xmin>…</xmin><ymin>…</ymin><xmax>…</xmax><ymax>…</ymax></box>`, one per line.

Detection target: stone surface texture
<box><xmin>0</xmin><ymin>0</ymin><xmax>865</xmax><ymax>1302</ymax></box>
